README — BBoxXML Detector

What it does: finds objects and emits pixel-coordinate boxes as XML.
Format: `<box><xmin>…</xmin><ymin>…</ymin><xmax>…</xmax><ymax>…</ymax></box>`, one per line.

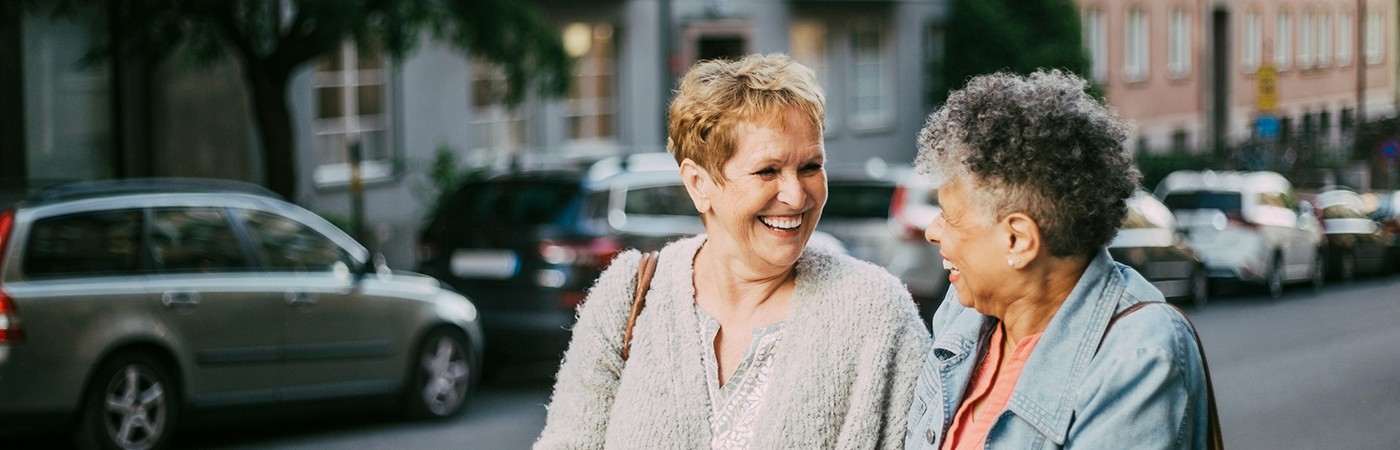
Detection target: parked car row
<box><xmin>0</xmin><ymin>179</ymin><xmax>482</xmax><ymax>449</ymax></box>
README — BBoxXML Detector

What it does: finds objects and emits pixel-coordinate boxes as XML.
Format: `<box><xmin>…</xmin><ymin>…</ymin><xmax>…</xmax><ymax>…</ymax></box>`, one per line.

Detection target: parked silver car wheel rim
<box><xmin>1191</xmin><ymin>270</ymin><xmax>1209</xmax><ymax>308</ymax></box>
<box><xmin>103</xmin><ymin>364</ymin><xmax>168</xmax><ymax>450</ymax></box>
<box><xmin>420</xmin><ymin>335</ymin><xmax>470</xmax><ymax>416</ymax></box>
<box><xmin>1268</xmin><ymin>259</ymin><xmax>1284</xmax><ymax>299</ymax></box>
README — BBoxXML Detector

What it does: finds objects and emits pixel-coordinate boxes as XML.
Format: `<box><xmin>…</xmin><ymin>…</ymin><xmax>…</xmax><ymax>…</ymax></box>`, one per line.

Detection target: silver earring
<box><xmin>1007</xmin><ymin>258</ymin><xmax>1015</xmax><ymax>267</ymax></box>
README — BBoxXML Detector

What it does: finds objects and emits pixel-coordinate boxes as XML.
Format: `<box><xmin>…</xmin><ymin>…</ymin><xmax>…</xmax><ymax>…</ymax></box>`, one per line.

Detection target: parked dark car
<box><xmin>1316</xmin><ymin>188</ymin><xmax>1394</xmax><ymax>280</ymax></box>
<box><xmin>1109</xmin><ymin>191</ymin><xmax>1210</xmax><ymax>307</ymax></box>
<box><xmin>417</xmin><ymin>153</ymin><xmax>702</xmax><ymax>363</ymax></box>
<box><xmin>0</xmin><ymin>179</ymin><xmax>482</xmax><ymax>450</ymax></box>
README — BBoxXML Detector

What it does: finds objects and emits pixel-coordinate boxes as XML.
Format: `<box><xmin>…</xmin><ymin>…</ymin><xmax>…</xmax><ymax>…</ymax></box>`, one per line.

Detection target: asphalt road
<box><xmin>15</xmin><ymin>274</ymin><xmax>1400</xmax><ymax>449</ymax></box>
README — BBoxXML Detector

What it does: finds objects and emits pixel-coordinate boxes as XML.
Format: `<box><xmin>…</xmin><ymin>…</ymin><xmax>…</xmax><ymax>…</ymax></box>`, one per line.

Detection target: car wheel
<box><xmin>1189</xmin><ymin>267</ymin><xmax>1209</xmax><ymax>309</ymax></box>
<box><xmin>75</xmin><ymin>352</ymin><xmax>178</xmax><ymax>450</ymax></box>
<box><xmin>406</xmin><ymin>328</ymin><xmax>475</xmax><ymax>419</ymax></box>
<box><xmin>1309</xmin><ymin>252</ymin><xmax>1326</xmax><ymax>294</ymax></box>
<box><xmin>1265</xmin><ymin>256</ymin><xmax>1285</xmax><ymax>299</ymax></box>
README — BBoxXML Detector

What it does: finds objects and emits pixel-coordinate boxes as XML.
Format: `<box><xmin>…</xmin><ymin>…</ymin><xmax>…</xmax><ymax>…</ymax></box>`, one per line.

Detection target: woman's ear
<box><xmin>1003</xmin><ymin>213</ymin><xmax>1042</xmax><ymax>269</ymax></box>
<box><xmin>679</xmin><ymin>158</ymin><xmax>713</xmax><ymax>215</ymax></box>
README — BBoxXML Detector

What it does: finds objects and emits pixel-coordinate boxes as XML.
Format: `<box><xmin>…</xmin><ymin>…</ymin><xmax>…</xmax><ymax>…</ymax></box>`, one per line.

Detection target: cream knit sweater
<box><xmin>534</xmin><ymin>235</ymin><xmax>930</xmax><ymax>450</ymax></box>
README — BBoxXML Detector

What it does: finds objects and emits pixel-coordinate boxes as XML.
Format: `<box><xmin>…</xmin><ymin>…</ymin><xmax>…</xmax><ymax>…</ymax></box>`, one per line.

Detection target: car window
<box><xmin>152</xmin><ymin>207</ymin><xmax>254</xmax><ymax>273</ymax></box>
<box><xmin>445</xmin><ymin>180</ymin><xmax>580</xmax><ymax>227</ymax></box>
<box><xmin>238</xmin><ymin>210</ymin><xmax>350</xmax><ymax>272</ymax></box>
<box><xmin>825</xmin><ymin>184</ymin><xmax>895</xmax><ymax>219</ymax></box>
<box><xmin>23</xmin><ymin>209</ymin><xmax>143</xmax><ymax>278</ymax></box>
<box><xmin>624</xmin><ymin>184</ymin><xmax>696</xmax><ymax>216</ymax></box>
<box><xmin>1162</xmin><ymin>191</ymin><xmax>1243</xmax><ymax>214</ymax></box>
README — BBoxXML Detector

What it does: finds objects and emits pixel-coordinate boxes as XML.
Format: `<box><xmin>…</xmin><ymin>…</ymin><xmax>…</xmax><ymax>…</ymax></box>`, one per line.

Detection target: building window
<box><xmin>1299</xmin><ymin>12</ymin><xmax>1314</xmax><ymax>69</ymax></box>
<box><xmin>562</xmin><ymin>23</ymin><xmax>617</xmax><ymax>145</ymax></box>
<box><xmin>1275</xmin><ymin>12</ymin><xmax>1292</xmax><ymax>70</ymax></box>
<box><xmin>313</xmin><ymin>42</ymin><xmax>393</xmax><ymax>186</ymax></box>
<box><xmin>1168</xmin><ymin>9</ymin><xmax>1191</xmax><ymax>79</ymax></box>
<box><xmin>1338</xmin><ymin>12</ymin><xmax>1353</xmax><ymax>65</ymax></box>
<box><xmin>1125</xmin><ymin>8</ymin><xmax>1149</xmax><ymax>82</ymax></box>
<box><xmin>1366</xmin><ymin>12</ymin><xmax>1383</xmax><ymax>65</ymax></box>
<box><xmin>1244</xmin><ymin>11</ymin><xmax>1261</xmax><ymax>72</ymax></box>
<box><xmin>1171</xmin><ymin>129</ymin><xmax>1190</xmax><ymax>153</ymax></box>
<box><xmin>1084</xmin><ymin>9</ymin><xmax>1108</xmax><ymax>82</ymax></box>
<box><xmin>1316</xmin><ymin>13</ymin><xmax>1331</xmax><ymax>67</ymax></box>
<box><xmin>790</xmin><ymin>21</ymin><xmax>833</xmax><ymax>132</ymax></box>
<box><xmin>469</xmin><ymin>60</ymin><xmax>526</xmax><ymax>166</ymax></box>
<box><xmin>849</xmin><ymin>21</ymin><xmax>891</xmax><ymax>130</ymax></box>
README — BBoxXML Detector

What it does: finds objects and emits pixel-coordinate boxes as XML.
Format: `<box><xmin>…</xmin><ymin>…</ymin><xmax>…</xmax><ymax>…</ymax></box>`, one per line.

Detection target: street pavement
<box><xmin>14</xmin><ymin>274</ymin><xmax>1400</xmax><ymax>449</ymax></box>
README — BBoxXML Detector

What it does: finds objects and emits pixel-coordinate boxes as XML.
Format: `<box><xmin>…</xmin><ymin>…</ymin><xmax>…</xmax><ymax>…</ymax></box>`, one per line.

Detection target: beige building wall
<box><xmin>1079</xmin><ymin>0</ymin><xmax>1395</xmax><ymax>156</ymax></box>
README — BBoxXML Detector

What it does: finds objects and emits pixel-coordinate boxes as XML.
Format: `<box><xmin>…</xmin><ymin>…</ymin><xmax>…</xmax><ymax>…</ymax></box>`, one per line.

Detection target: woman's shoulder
<box><xmin>1099</xmin><ymin>301</ymin><xmax>1201</xmax><ymax>361</ymax></box>
<box><xmin>796</xmin><ymin>245</ymin><xmax>916</xmax><ymax>315</ymax></box>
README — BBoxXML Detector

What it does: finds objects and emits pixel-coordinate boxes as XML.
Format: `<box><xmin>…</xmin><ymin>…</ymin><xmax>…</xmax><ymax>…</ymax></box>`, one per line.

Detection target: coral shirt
<box><xmin>942</xmin><ymin>323</ymin><xmax>1043</xmax><ymax>450</ymax></box>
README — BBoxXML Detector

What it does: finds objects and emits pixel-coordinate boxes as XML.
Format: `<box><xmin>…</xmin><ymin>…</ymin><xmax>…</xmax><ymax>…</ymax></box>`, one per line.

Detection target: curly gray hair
<box><xmin>915</xmin><ymin>70</ymin><xmax>1140</xmax><ymax>258</ymax></box>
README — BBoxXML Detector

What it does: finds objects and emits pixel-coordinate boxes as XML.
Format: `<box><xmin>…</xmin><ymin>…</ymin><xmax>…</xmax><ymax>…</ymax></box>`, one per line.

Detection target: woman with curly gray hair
<box><xmin>903</xmin><ymin>70</ymin><xmax>1217</xmax><ymax>449</ymax></box>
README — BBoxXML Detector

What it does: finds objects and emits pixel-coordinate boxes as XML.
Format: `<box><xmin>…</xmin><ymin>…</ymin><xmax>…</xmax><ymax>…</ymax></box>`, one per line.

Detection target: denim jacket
<box><xmin>905</xmin><ymin>250</ymin><xmax>1212</xmax><ymax>450</ymax></box>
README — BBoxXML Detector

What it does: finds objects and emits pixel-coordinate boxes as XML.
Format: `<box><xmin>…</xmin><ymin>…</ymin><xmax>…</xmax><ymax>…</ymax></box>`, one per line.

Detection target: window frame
<box><xmin>1124</xmin><ymin>8</ymin><xmax>1150</xmax><ymax>83</ymax></box>
<box><xmin>1168</xmin><ymin>8</ymin><xmax>1192</xmax><ymax>79</ymax></box>
<box><xmin>312</xmin><ymin>41</ymin><xmax>396</xmax><ymax>188</ymax></box>
<box><xmin>847</xmin><ymin>19</ymin><xmax>894</xmax><ymax>132</ymax></box>
<box><xmin>1275</xmin><ymin>11</ymin><xmax>1293</xmax><ymax>71</ymax></box>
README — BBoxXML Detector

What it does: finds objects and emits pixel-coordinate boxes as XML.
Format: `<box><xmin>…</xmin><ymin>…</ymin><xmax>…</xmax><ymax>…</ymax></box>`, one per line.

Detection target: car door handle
<box><xmin>161</xmin><ymin>292</ymin><xmax>199</xmax><ymax>308</ymax></box>
<box><xmin>285</xmin><ymin>291</ymin><xmax>318</xmax><ymax>306</ymax></box>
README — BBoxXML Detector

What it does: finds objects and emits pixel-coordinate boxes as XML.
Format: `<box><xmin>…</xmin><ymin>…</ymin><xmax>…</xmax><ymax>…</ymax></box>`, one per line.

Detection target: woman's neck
<box><xmin>997</xmin><ymin>257</ymin><xmax>1089</xmax><ymax>346</ymax></box>
<box><xmin>692</xmin><ymin>242</ymin><xmax>795</xmax><ymax>322</ymax></box>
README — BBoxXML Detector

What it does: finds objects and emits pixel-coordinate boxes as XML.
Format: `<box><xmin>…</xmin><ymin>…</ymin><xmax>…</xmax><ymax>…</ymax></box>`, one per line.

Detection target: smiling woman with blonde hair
<box><xmin>534</xmin><ymin>53</ymin><xmax>928</xmax><ymax>450</ymax></box>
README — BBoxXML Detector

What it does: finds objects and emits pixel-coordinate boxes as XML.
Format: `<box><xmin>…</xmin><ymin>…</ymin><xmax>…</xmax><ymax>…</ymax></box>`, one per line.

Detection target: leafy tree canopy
<box><xmin>936</xmin><ymin>0</ymin><xmax>1093</xmax><ymax>104</ymax></box>
<box><xmin>37</xmin><ymin>0</ymin><xmax>570</xmax><ymax>199</ymax></box>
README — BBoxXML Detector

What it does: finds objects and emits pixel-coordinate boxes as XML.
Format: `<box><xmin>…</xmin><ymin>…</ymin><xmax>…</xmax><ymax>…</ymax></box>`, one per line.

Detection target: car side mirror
<box><xmin>355</xmin><ymin>253</ymin><xmax>390</xmax><ymax>282</ymax></box>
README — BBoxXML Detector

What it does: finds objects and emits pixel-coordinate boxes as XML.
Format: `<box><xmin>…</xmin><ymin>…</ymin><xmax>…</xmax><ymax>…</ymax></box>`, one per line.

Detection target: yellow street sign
<box><xmin>1256</xmin><ymin>63</ymin><xmax>1277</xmax><ymax>112</ymax></box>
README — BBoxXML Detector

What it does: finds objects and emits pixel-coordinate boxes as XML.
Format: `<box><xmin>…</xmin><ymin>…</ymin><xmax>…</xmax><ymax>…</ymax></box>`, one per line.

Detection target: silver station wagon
<box><xmin>0</xmin><ymin>179</ymin><xmax>482</xmax><ymax>450</ymax></box>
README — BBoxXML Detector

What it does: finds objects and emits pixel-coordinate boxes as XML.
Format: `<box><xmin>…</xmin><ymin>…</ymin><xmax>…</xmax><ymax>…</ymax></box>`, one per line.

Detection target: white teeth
<box><xmin>943</xmin><ymin>259</ymin><xmax>958</xmax><ymax>272</ymax></box>
<box><xmin>760</xmin><ymin>215</ymin><xmax>802</xmax><ymax>230</ymax></box>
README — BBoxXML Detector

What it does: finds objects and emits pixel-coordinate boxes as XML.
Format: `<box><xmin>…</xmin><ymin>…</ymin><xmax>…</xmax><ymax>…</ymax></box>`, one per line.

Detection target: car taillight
<box><xmin>0</xmin><ymin>211</ymin><xmax>21</xmax><ymax>345</ymax></box>
<box><xmin>888</xmin><ymin>186</ymin><xmax>923</xmax><ymax>241</ymax></box>
<box><xmin>540</xmin><ymin>237</ymin><xmax>623</xmax><ymax>270</ymax></box>
<box><xmin>0</xmin><ymin>291</ymin><xmax>21</xmax><ymax>345</ymax></box>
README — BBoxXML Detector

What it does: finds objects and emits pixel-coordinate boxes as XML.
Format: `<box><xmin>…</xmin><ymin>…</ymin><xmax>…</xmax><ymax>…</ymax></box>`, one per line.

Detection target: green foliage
<box><xmin>73</xmin><ymin>0</ymin><xmax>570</xmax><ymax>106</ymax></box>
<box><xmin>936</xmin><ymin>0</ymin><xmax>1094</xmax><ymax>104</ymax></box>
<box><xmin>411</xmin><ymin>145</ymin><xmax>491</xmax><ymax>212</ymax></box>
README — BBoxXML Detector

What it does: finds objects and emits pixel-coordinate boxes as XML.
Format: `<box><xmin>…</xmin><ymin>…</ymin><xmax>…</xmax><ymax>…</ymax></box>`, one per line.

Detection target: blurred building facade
<box><xmin>0</xmin><ymin>1</ymin><xmax>943</xmax><ymax>266</ymax></box>
<box><xmin>1078</xmin><ymin>0</ymin><xmax>1396</xmax><ymax>167</ymax></box>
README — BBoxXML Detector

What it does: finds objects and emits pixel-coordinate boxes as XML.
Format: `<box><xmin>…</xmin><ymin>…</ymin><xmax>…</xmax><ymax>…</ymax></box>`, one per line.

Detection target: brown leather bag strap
<box><xmin>1098</xmin><ymin>301</ymin><xmax>1223</xmax><ymax>450</ymax></box>
<box><xmin>621</xmin><ymin>251</ymin><xmax>659</xmax><ymax>361</ymax></box>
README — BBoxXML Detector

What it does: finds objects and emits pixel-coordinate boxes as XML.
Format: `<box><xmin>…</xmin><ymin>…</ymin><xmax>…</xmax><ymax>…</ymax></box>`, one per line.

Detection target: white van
<box><xmin>1154</xmin><ymin>170</ymin><xmax>1325</xmax><ymax>298</ymax></box>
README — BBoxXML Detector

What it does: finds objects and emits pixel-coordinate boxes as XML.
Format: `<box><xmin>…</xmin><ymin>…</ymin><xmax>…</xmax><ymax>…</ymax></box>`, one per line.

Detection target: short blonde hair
<box><xmin>666</xmin><ymin>53</ymin><xmax>825</xmax><ymax>183</ymax></box>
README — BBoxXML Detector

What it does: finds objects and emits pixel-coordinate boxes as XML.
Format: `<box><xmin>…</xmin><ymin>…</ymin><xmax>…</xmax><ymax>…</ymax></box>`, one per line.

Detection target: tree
<box><xmin>59</xmin><ymin>0</ymin><xmax>569</xmax><ymax>200</ymax></box>
<box><xmin>935</xmin><ymin>0</ymin><xmax>1091</xmax><ymax>104</ymax></box>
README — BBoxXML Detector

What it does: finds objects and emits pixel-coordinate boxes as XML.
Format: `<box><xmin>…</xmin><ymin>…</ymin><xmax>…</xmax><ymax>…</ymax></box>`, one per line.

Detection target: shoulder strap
<box><xmin>621</xmin><ymin>251</ymin><xmax>659</xmax><ymax>361</ymax></box>
<box><xmin>1098</xmin><ymin>301</ymin><xmax>1223</xmax><ymax>450</ymax></box>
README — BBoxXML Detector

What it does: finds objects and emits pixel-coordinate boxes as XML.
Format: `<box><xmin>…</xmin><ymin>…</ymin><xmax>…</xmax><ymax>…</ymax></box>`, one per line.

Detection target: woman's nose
<box><xmin>924</xmin><ymin>215</ymin><xmax>944</xmax><ymax>244</ymax></box>
<box><xmin>777</xmin><ymin>174</ymin><xmax>806</xmax><ymax>206</ymax></box>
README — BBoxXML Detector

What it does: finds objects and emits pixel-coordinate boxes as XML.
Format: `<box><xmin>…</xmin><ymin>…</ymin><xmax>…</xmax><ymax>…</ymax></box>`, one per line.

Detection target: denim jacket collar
<box><xmin>929</xmin><ymin>249</ymin><xmax>1125</xmax><ymax>445</ymax></box>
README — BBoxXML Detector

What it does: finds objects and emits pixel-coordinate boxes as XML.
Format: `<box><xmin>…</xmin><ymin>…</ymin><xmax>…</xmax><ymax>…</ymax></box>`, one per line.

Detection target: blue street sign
<box><xmin>1256</xmin><ymin>115</ymin><xmax>1280</xmax><ymax>141</ymax></box>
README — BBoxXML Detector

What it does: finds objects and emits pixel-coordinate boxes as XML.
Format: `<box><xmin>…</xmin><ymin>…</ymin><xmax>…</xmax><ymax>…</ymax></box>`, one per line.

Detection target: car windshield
<box><xmin>824</xmin><ymin>184</ymin><xmax>894</xmax><ymax>219</ymax></box>
<box><xmin>1162</xmin><ymin>191</ymin><xmax>1243</xmax><ymax>214</ymax></box>
<box><xmin>446</xmin><ymin>180</ymin><xmax>580</xmax><ymax>228</ymax></box>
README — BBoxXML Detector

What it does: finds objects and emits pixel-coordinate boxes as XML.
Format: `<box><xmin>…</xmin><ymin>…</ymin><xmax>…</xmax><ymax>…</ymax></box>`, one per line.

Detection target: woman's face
<box><xmin>925</xmin><ymin>178</ymin><xmax>1013</xmax><ymax>313</ymax></box>
<box><xmin>697</xmin><ymin>108</ymin><xmax>827</xmax><ymax>272</ymax></box>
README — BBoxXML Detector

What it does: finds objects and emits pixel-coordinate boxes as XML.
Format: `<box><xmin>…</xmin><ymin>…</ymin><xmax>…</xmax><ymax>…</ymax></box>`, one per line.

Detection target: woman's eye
<box><xmin>755</xmin><ymin>168</ymin><xmax>779</xmax><ymax>176</ymax></box>
<box><xmin>800</xmin><ymin>163</ymin><xmax>823</xmax><ymax>173</ymax></box>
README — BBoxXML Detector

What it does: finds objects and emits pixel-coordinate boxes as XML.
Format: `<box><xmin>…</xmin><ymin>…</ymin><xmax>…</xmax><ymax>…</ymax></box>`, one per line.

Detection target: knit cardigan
<box><xmin>534</xmin><ymin>235</ymin><xmax>930</xmax><ymax>450</ymax></box>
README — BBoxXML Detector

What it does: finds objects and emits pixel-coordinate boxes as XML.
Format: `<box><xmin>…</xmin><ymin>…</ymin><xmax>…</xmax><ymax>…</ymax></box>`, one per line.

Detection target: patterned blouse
<box><xmin>694</xmin><ymin>304</ymin><xmax>787</xmax><ymax>450</ymax></box>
